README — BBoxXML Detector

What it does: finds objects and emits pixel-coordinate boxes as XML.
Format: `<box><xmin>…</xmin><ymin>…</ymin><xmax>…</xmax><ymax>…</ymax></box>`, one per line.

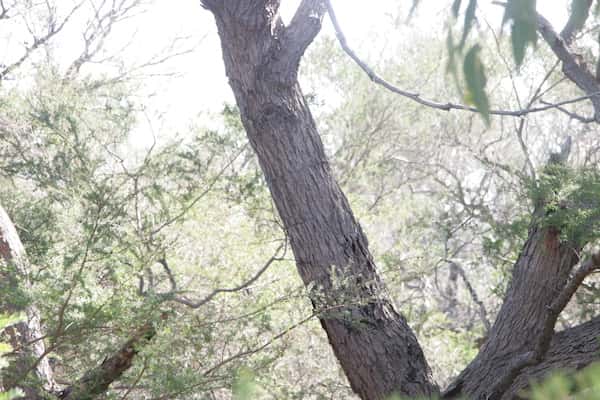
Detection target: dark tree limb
<box><xmin>503</xmin><ymin>315</ymin><xmax>600</xmax><ymax>399</ymax></box>
<box><xmin>536</xmin><ymin>12</ymin><xmax>600</xmax><ymax>121</ymax></box>
<box><xmin>58</xmin><ymin>323</ymin><xmax>156</xmax><ymax>400</ymax></box>
<box><xmin>205</xmin><ymin>1</ymin><xmax>439</xmax><ymax>398</ymax></box>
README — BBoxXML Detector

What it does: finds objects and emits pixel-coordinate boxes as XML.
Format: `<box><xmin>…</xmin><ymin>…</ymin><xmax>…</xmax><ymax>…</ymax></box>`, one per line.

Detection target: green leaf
<box><xmin>0</xmin><ymin>343</ymin><xmax>12</xmax><ymax>354</ymax></box>
<box><xmin>502</xmin><ymin>0</ymin><xmax>537</xmax><ymax>67</ymax></box>
<box><xmin>232</xmin><ymin>367</ymin><xmax>258</xmax><ymax>400</ymax></box>
<box><xmin>0</xmin><ymin>389</ymin><xmax>24</xmax><ymax>400</ymax></box>
<box><xmin>0</xmin><ymin>313</ymin><xmax>23</xmax><ymax>331</ymax></box>
<box><xmin>463</xmin><ymin>44</ymin><xmax>490</xmax><ymax>124</ymax></box>
<box><xmin>459</xmin><ymin>0</ymin><xmax>478</xmax><ymax>49</ymax></box>
<box><xmin>565</xmin><ymin>0</ymin><xmax>592</xmax><ymax>39</ymax></box>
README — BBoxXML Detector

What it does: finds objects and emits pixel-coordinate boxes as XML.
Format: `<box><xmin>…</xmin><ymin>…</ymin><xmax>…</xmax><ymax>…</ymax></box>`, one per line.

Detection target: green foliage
<box><xmin>447</xmin><ymin>1</ymin><xmax>491</xmax><ymax>124</ymax></box>
<box><xmin>458</xmin><ymin>0</ymin><xmax>478</xmax><ymax>50</ymax></box>
<box><xmin>0</xmin><ymin>313</ymin><xmax>24</xmax><ymax>400</ymax></box>
<box><xmin>502</xmin><ymin>0</ymin><xmax>538</xmax><ymax>68</ymax></box>
<box><xmin>463</xmin><ymin>44</ymin><xmax>490</xmax><ymax>124</ymax></box>
<box><xmin>527</xmin><ymin>362</ymin><xmax>600</xmax><ymax>399</ymax></box>
<box><xmin>530</xmin><ymin>165</ymin><xmax>600</xmax><ymax>246</ymax></box>
<box><xmin>232</xmin><ymin>367</ymin><xmax>258</xmax><ymax>400</ymax></box>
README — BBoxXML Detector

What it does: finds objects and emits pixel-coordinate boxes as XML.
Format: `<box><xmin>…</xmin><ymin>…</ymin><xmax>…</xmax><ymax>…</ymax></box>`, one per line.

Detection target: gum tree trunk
<box><xmin>202</xmin><ymin>1</ymin><xmax>438</xmax><ymax>399</ymax></box>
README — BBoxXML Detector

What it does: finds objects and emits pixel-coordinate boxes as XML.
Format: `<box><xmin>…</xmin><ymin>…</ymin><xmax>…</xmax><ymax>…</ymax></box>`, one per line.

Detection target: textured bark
<box><xmin>444</xmin><ymin>222</ymin><xmax>581</xmax><ymax>399</ymax></box>
<box><xmin>58</xmin><ymin>323</ymin><xmax>155</xmax><ymax>400</ymax></box>
<box><xmin>536</xmin><ymin>8</ymin><xmax>600</xmax><ymax>121</ymax></box>
<box><xmin>502</xmin><ymin>316</ymin><xmax>600</xmax><ymax>399</ymax></box>
<box><xmin>0</xmin><ymin>205</ymin><xmax>56</xmax><ymax>398</ymax></box>
<box><xmin>204</xmin><ymin>1</ymin><xmax>438</xmax><ymax>399</ymax></box>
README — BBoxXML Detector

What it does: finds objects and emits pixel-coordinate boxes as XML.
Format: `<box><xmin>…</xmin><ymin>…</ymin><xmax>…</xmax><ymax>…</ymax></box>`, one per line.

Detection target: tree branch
<box><xmin>327</xmin><ymin>0</ymin><xmax>600</xmax><ymax>121</ymax></box>
<box><xmin>282</xmin><ymin>0</ymin><xmax>326</xmax><ymax>68</ymax></box>
<box><xmin>504</xmin><ymin>314</ymin><xmax>600</xmax><ymax>399</ymax></box>
<box><xmin>171</xmin><ymin>243</ymin><xmax>286</xmax><ymax>308</ymax></box>
<box><xmin>536</xmin><ymin>11</ymin><xmax>600</xmax><ymax>121</ymax></box>
<box><xmin>58</xmin><ymin>323</ymin><xmax>156</xmax><ymax>400</ymax></box>
<box><xmin>0</xmin><ymin>1</ymin><xmax>84</xmax><ymax>80</ymax></box>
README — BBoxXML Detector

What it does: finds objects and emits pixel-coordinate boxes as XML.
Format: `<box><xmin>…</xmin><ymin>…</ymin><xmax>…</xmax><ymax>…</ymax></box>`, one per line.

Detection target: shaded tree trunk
<box><xmin>58</xmin><ymin>323</ymin><xmax>156</xmax><ymax>400</ymax></box>
<box><xmin>202</xmin><ymin>1</ymin><xmax>437</xmax><ymax>399</ymax></box>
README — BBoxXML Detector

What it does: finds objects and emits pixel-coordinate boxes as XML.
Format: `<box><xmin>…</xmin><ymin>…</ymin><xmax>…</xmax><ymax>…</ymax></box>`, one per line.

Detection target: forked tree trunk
<box><xmin>202</xmin><ymin>2</ymin><xmax>600</xmax><ymax>400</ymax></box>
<box><xmin>203</xmin><ymin>1</ymin><xmax>437</xmax><ymax>399</ymax></box>
<box><xmin>444</xmin><ymin>221</ymin><xmax>581</xmax><ymax>399</ymax></box>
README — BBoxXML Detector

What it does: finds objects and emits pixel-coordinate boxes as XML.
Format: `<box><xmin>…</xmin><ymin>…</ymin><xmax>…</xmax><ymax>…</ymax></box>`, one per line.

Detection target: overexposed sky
<box><xmin>130</xmin><ymin>1</ymin><xmax>568</xmax><ymax>138</ymax></box>
<box><xmin>1</xmin><ymin>1</ymin><xmax>571</xmax><ymax>144</ymax></box>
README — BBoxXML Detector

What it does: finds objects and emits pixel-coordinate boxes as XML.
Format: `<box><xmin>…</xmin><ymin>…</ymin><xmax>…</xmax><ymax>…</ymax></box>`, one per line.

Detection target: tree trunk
<box><xmin>502</xmin><ymin>315</ymin><xmax>600</xmax><ymax>399</ymax></box>
<box><xmin>203</xmin><ymin>1</ymin><xmax>437</xmax><ymax>398</ymax></box>
<box><xmin>444</xmin><ymin>221</ymin><xmax>581</xmax><ymax>399</ymax></box>
<box><xmin>0</xmin><ymin>205</ymin><xmax>56</xmax><ymax>398</ymax></box>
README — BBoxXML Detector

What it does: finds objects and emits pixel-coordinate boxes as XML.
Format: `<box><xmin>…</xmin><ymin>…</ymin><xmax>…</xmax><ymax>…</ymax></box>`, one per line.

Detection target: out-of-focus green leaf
<box><xmin>232</xmin><ymin>367</ymin><xmax>258</xmax><ymax>400</ymax></box>
<box><xmin>463</xmin><ymin>44</ymin><xmax>490</xmax><ymax>124</ymax></box>
<box><xmin>566</xmin><ymin>0</ymin><xmax>592</xmax><ymax>38</ymax></box>
<box><xmin>459</xmin><ymin>0</ymin><xmax>478</xmax><ymax>49</ymax></box>
<box><xmin>0</xmin><ymin>389</ymin><xmax>25</xmax><ymax>400</ymax></box>
<box><xmin>502</xmin><ymin>0</ymin><xmax>537</xmax><ymax>67</ymax></box>
<box><xmin>0</xmin><ymin>313</ymin><xmax>23</xmax><ymax>331</ymax></box>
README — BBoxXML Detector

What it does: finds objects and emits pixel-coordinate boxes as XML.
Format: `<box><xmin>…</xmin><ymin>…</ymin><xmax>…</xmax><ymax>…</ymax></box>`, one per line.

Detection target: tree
<box><xmin>200</xmin><ymin>1</ymin><xmax>600</xmax><ymax>399</ymax></box>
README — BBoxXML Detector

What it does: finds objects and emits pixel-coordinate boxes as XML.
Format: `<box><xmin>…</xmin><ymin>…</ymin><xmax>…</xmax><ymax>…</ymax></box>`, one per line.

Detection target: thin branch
<box><xmin>447</xmin><ymin>261</ymin><xmax>491</xmax><ymax>332</ymax></box>
<box><xmin>171</xmin><ymin>242</ymin><xmax>286</xmax><ymax>308</ymax></box>
<box><xmin>540</xmin><ymin>99</ymin><xmax>595</xmax><ymax>122</ymax></box>
<box><xmin>0</xmin><ymin>1</ymin><xmax>84</xmax><ymax>80</ymax></box>
<box><xmin>327</xmin><ymin>0</ymin><xmax>600</xmax><ymax>122</ymax></box>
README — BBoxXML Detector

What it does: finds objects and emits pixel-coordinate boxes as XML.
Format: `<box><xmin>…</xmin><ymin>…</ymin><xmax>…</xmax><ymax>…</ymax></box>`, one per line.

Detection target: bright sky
<box><xmin>1</xmin><ymin>1</ymin><xmax>570</xmax><ymax>145</ymax></box>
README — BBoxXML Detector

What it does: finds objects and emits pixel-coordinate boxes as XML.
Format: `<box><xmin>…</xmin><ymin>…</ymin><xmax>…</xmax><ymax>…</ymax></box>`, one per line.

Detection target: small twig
<box><xmin>171</xmin><ymin>242</ymin><xmax>286</xmax><ymax>308</ymax></box>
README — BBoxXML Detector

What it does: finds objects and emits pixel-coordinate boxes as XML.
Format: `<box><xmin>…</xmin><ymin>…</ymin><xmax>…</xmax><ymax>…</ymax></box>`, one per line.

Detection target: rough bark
<box><xmin>502</xmin><ymin>315</ymin><xmax>600</xmax><ymax>399</ymax></box>
<box><xmin>0</xmin><ymin>205</ymin><xmax>56</xmax><ymax>398</ymax></box>
<box><xmin>444</xmin><ymin>222</ymin><xmax>581</xmax><ymax>399</ymax></box>
<box><xmin>200</xmin><ymin>2</ymin><xmax>600</xmax><ymax>399</ymax></box>
<box><xmin>203</xmin><ymin>1</ymin><xmax>438</xmax><ymax>399</ymax></box>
